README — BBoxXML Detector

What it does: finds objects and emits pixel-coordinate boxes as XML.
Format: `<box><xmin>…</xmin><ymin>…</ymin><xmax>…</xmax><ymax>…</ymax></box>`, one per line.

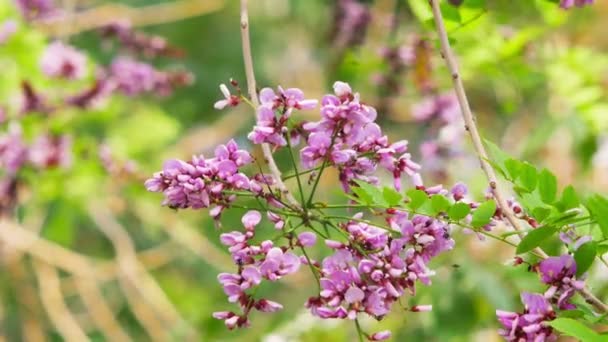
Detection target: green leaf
<box><xmin>547</xmin><ymin>318</ymin><xmax>603</xmax><ymax>342</ymax></box>
<box><xmin>516</xmin><ymin>225</ymin><xmax>557</xmax><ymax>254</ymax></box>
<box><xmin>557</xmin><ymin>310</ymin><xmax>585</xmax><ymax>319</ymax></box>
<box><xmin>504</xmin><ymin>158</ymin><xmax>523</xmax><ymax>181</ymax></box>
<box><xmin>471</xmin><ymin>201</ymin><xmax>496</xmax><ymax>228</ymax></box>
<box><xmin>585</xmin><ymin>194</ymin><xmax>608</xmax><ymax>238</ymax></box>
<box><xmin>597</xmin><ymin>243</ymin><xmax>608</xmax><ymax>256</ymax></box>
<box><xmin>407</xmin><ymin>189</ymin><xmax>428</xmax><ymax>210</ymax></box>
<box><xmin>431</xmin><ymin>195</ymin><xmax>451</xmax><ymax>215</ymax></box>
<box><xmin>382</xmin><ymin>187</ymin><xmax>403</xmax><ymax>207</ymax></box>
<box><xmin>351</xmin><ymin>187</ymin><xmax>372</xmax><ymax>205</ymax></box>
<box><xmin>518</xmin><ymin>162</ymin><xmax>538</xmax><ymax>192</ymax></box>
<box><xmin>484</xmin><ymin>139</ymin><xmax>512</xmax><ymax>178</ymax></box>
<box><xmin>354</xmin><ymin>180</ymin><xmax>387</xmax><ymax>206</ymax></box>
<box><xmin>574</xmin><ymin>242</ymin><xmax>597</xmax><ymax>277</ymax></box>
<box><xmin>532</xmin><ymin>207</ymin><xmax>551</xmax><ymax>223</ymax></box>
<box><xmin>559</xmin><ymin>185</ymin><xmax>580</xmax><ymax>211</ymax></box>
<box><xmin>538</xmin><ymin>169</ymin><xmax>557</xmax><ymax>204</ymax></box>
<box><xmin>440</xmin><ymin>2</ymin><xmax>462</xmax><ymax>23</ymax></box>
<box><xmin>448</xmin><ymin>202</ymin><xmax>471</xmax><ymax>221</ymax></box>
<box><xmin>462</xmin><ymin>0</ymin><xmax>486</xmax><ymax>9</ymax></box>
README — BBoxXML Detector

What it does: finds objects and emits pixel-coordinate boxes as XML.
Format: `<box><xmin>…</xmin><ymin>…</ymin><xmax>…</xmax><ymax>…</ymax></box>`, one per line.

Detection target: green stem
<box><xmin>283</xmin><ymin>165</ymin><xmax>322</xmax><ymax>181</ymax></box>
<box><xmin>300</xmin><ymin>246</ymin><xmax>321</xmax><ymax>292</ymax></box>
<box><xmin>306</xmin><ymin>127</ymin><xmax>341</xmax><ymax>208</ymax></box>
<box><xmin>354</xmin><ymin>318</ymin><xmax>365</xmax><ymax>342</ymax></box>
<box><xmin>285</xmin><ymin>131</ymin><xmax>306</xmax><ymax>206</ymax></box>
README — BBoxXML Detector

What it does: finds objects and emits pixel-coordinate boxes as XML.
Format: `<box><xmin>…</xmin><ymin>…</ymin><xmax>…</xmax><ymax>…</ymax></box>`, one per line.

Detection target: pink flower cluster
<box><xmin>0</xmin><ymin>124</ymin><xmax>71</xmax><ymax>175</ymax></box>
<box><xmin>306</xmin><ymin>212</ymin><xmax>452</xmax><ymax>327</ymax></box>
<box><xmin>497</xmin><ymin>292</ymin><xmax>556</xmax><ymax>342</ymax></box>
<box><xmin>0</xmin><ymin>123</ymin><xmax>71</xmax><ymax>214</ymax></box>
<box><xmin>99</xmin><ymin>21</ymin><xmax>180</xmax><ymax>58</ymax></box>
<box><xmin>301</xmin><ymin>82</ymin><xmax>420</xmax><ymax>191</ymax></box>
<box><xmin>144</xmin><ymin>139</ymin><xmax>253</xmax><ymax>218</ymax></box>
<box><xmin>14</xmin><ymin>0</ymin><xmax>56</xmax><ymax>20</ymax></box>
<box><xmin>108</xmin><ymin>57</ymin><xmax>193</xmax><ymax>97</ymax></box>
<box><xmin>213</xmin><ymin>210</ymin><xmax>302</xmax><ymax>329</ymax></box>
<box><xmin>560</xmin><ymin>0</ymin><xmax>593</xmax><ymax>9</ymax></box>
<box><xmin>248</xmin><ymin>86</ymin><xmax>317</xmax><ymax>147</ymax></box>
<box><xmin>496</xmin><ymin>254</ymin><xmax>585</xmax><ymax>341</ymax></box>
<box><xmin>40</xmin><ymin>41</ymin><xmax>87</xmax><ymax>80</ymax></box>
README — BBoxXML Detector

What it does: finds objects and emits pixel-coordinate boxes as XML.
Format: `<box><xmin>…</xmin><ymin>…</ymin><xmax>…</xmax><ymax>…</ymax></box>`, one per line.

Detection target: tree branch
<box><xmin>428</xmin><ymin>0</ymin><xmax>607</xmax><ymax>313</ymax></box>
<box><xmin>239</xmin><ymin>0</ymin><xmax>302</xmax><ymax>210</ymax></box>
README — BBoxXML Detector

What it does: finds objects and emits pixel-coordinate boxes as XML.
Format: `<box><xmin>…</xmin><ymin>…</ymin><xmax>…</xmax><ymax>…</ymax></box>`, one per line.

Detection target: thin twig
<box><xmin>75</xmin><ymin>278</ymin><xmax>132</xmax><ymax>341</ymax></box>
<box><xmin>87</xmin><ymin>203</ymin><xmax>197</xmax><ymax>340</ymax></box>
<box><xmin>428</xmin><ymin>0</ymin><xmax>608</xmax><ymax>313</ymax></box>
<box><xmin>239</xmin><ymin>0</ymin><xmax>301</xmax><ymax>210</ymax></box>
<box><xmin>33</xmin><ymin>260</ymin><xmax>89</xmax><ymax>342</ymax></box>
<box><xmin>35</xmin><ymin>0</ymin><xmax>225</xmax><ymax>37</ymax></box>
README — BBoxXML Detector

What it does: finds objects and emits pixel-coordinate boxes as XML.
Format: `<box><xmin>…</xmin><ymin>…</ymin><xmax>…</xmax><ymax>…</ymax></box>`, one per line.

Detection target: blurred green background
<box><xmin>0</xmin><ymin>0</ymin><xmax>607</xmax><ymax>341</ymax></box>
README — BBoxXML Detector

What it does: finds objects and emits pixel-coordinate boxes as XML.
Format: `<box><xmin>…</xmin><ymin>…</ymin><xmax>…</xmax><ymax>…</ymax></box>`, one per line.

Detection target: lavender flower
<box><xmin>306</xmin><ymin>212</ymin><xmax>453</xmax><ymax>321</ymax></box>
<box><xmin>0</xmin><ymin>124</ymin><xmax>27</xmax><ymax>175</ymax></box>
<box><xmin>109</xmin><ymin>57</ymin><xmax>158</xmax><ymax>96</ymax></box>
<box><xmin>247</xmin><ymin>86</ymin><xmax>317</xmax><ymax>148</ymax></box>
<box><xmin>538</xmin><ymin>255</ymin><xmax>585</xmax><ymax>310</ymax></box>
<box><xmin>329</xmin><ymin>0</ymin><xmax>371</xmax><ymax>49</ymax></box>
<box><xmin>496</xmin><ymin>292</ymin><xmax>556</xmax><ymax>341</ymax></box>
<box><xmin>0</xmin><ymin>20</ymin><xmax>17</xmax><ymax>45</ymax></box>
<box><xmin>301</xmin><ymin>81</ymin><xmax>420</xmax><ymax>191</ymax></box>
<box><xmin>560</xmin><ymin>0</ymin><xmax>593</xmax><ymax>9</ymax></box>
<box><xmin>40</xmin><ymin>42</ymin><xmax>87</xmax><ymax>80</ymax></box>
<box><xmin>28</xmin><ymin>134</ymin><xmax>72</xmax><ymax>169</ymax></box>
<box><xmin>411</xmin><ymin>92</ymin><xmax>460</xmax><ymax>124</ymax></box>
<box><xmin>99</xmin><ymin>21</ymin><xmax>180</xmax><ymax>58</ymax></box>
<box><xmin>145</xmin><ymin>139</ymin><xmax>253</xmax><ymax>218</ymax></box>
<box><xmin>14</xmin><ymin>0</ymin><xmax>56</xmax><ymax>20</ymax></box>
<box><xmin>214</xmin><ymin>84</ymin><xmax>240</xmax><ymax>110</ymax></box>
<box><xmin>214</xmin><ymin>211</ymin><xmax>301</xmax><ymax>329</ymax></box>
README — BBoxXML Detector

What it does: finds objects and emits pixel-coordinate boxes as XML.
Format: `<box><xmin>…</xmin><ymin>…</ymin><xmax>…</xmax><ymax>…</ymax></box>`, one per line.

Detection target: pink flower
<box><xmin>214</xmin><ymin>84</ymin><xmax>240</xmax><ymax>109</ymax></box>
<box><xmin>560</xmin><ymin>0</ymin><xmax>593</xmax><ymax>9</ymax></box>
<box><xmin>298</xmin><ymin>232</ymin><xmax>317</xmax><ymax>247</ymax></box>
<box><xmin>40</xmin><ymin>42</ymin><xmax>87</xmax><ymax>80</ymax></box>
<box><xmin>368</xmin><ymin>330</ymin><xmax>391</xmax><ymax>341</ymax></box>
<box><xmin>242</xmin><ymin>210</ymin><xmax>262</xmax><ymax>231</ymax></box>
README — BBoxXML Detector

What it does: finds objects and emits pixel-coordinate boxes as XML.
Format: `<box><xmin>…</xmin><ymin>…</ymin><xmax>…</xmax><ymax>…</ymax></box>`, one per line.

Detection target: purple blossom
<box><xmin>560</xmin><ymin>0</ymin><xmax>593</xmax><ymax>9</ymax></box>
<box><xmin>40</xmin><ymin>42</ymin><xmax>87</xmax><ymax>80</ymax></box>
<box><xmin>538</xmin><ymin>255</ymin><xmax>585</xmax><ymax>310</ymax></box>
<box><xmin>28</xmin><ymin>134</ymin><xmax>72</xmax><ymax>169</ymax></box>
<box><xmin>214</xmin><ymin>84</ymin><xmax>240</xmax><ymax>110</ymax></box>
<box><xmin>496</xmin><ymin>292</ymin><xmax>556</xmax><ymax>342</ymax></box>
<box><xmin>301</xmin><ymin>81</ymin><xmax>421</xmax><ymax>191</ymax></box>
<box><xmin>145</xmin><ymin>139</ymin><xmax>253</xmax><ymax>216</ymax></box>
<box><xmin>109</xmin><ymin>57</ymin><xmax>157</xmax><ymax>96</ymax></box>
<box><xmin>0</xmin><ymin>20</ymin><xmax>17</xmax><ymax>45</ymax></box>
<box><xmin>213</xmin><ymin>210</ymin><xmax>301</xmax><ymax>329</ymax></box>
<box><xmin>99</xmin><ymin>21</ymin><xmax>178</xmax><ymax>58</ymax></box>
<box><xmin>330</xmin><ymin>0</ymin><xmax>371</xmax><ymax>48</ymax></box>
<box><xmin>14</xmin><ymin>0</ymin><xmax>56</xmax><ymax>20</ymax></box>
<box><xmin>306</xmin><ymin>212</ymin><xmax>452</xmax><ymax>322</ymax></box>
<box><xmin>298</xmin><ymin>232</ymin><xmax>317</xmax><ymax>247</ymax></box>
<box><xmin>0</xmin><ymin>124</ymin><xmax>28</xmax><ymax>175</ymax></box>
<box><xmin>368</xmin><ymin>330</ymin><xmax>391</xmax><ymax>341</ymax></box>
<box><xmin>242</xmin><ymin>210</ymin><xmax>262</xmax><ymax>231</ymax></box>
<box><xmin>411</xmin><ymin>92</ymin><xmax>460</xmax><ymax>124</ymax></box>
<box><xmin>247</xmin><ymin>86</ymin><xmax>317</xmax><ymax>148</ymax></box>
